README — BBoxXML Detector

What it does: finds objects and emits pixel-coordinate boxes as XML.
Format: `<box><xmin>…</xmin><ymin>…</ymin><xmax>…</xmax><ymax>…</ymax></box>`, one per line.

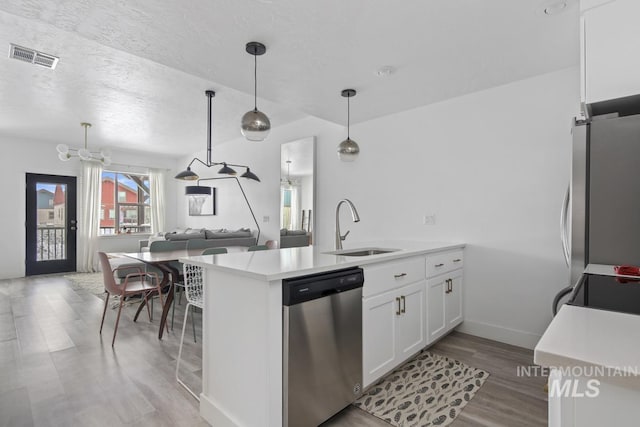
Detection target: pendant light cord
<box><xmin>254</xmin><ymin>53</ymin><xmax>258</xmax><ymax>111</ymax></box>
<box><xmin>347</xmin><ymin>95</ymin><xmax>350</xmax><ymax>139</ymax></box>
<box><xmin>84</xmin><ymin>125</ymin><xmax>88</xmax><ymax>149</ymax></box>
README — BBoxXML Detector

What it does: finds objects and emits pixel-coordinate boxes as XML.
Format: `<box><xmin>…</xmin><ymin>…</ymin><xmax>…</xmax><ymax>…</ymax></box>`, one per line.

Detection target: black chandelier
<box><xmin>175</xmin><ymin>90</ymin><xmax>261</xmax><ymax>182</ymax></box>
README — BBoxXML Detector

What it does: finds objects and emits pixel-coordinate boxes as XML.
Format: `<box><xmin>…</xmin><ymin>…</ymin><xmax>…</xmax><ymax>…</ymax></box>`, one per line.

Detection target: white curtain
<box><xmin>78</xmin><ymin>162</ymin><xmax>102</xmax><ymax>272</ymax></box>
<box><xmin>149</xmin><ymin>168</ymin><xmax>166</xmax><ymax>234</ymax></box>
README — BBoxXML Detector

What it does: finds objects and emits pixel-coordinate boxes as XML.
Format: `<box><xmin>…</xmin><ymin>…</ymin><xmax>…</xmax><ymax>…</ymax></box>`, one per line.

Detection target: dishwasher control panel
<box><xmin>282</xmin><ymin>267</ymin><xmax>364</xmax><ymax>306</ymax></box>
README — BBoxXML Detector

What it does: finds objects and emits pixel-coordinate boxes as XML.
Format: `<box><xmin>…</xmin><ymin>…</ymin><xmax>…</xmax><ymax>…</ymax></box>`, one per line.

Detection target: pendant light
<box><xmin>241</xmin><ymin>41</ymin><xmax>271</xmax><ymax>142</ymax></box>
<box><xmin>281</xmin><ymin>160</ymin><xmax>293</xmax><ymax>188</ymax></box>
<box><xmin>337</xmin><ymin>89</ymin><xmax>360</xmax><ymax>162</ymax></box>
<box><xmin>175</xmin><ymin>90</ymin><xmax>260</xmax><ymax>182</ymax></box>
<box><xmin>56</xmin><ymin>122</ymin><xmax>112</xmax><ymax>165</ymax></box>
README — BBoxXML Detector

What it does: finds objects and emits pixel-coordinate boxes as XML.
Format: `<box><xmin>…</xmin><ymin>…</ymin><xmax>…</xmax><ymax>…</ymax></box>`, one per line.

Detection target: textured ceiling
<box><xmin>0</xmin><ymin>0</ymin><xmax>579</xmax><ymax>155</ymax></box>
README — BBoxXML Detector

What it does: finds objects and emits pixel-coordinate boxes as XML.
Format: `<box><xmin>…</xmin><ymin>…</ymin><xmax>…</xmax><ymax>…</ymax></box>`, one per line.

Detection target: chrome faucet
<box><xmin>335</xmin><ymin>199</ymin><xmax>360</xmax><ymax>250</ymax></box>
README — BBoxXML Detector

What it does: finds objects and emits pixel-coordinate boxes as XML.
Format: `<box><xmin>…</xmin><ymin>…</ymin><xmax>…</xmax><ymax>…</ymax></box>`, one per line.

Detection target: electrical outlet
<box><xmin>263</xmin><ymin>216</ymin><xmax>270</xmax><ymax>223</ymax></box>
<box><xmin>423</xmin><ymin>214</ymin><xmax>436</xmax><ymax>225</ymax></box>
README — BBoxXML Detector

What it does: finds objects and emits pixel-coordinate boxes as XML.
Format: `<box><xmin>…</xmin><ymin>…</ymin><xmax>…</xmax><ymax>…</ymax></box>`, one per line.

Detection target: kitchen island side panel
<box><xmin>200</xmin><ymin>266</ymin><xmax>283</xmax><ymax>427</ymax></box>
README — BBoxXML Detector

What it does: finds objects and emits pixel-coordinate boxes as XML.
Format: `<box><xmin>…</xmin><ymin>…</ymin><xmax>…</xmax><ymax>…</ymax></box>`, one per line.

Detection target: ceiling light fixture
<box><xmin>56</xmin><ymin>122</ymin><xmax>112</xmax><ymax>165</ymax></box>
<box><xmin>281</xmin><ymin>160</ymin><xmax>294</xmax><ymax>187</ymax></box>
<box><xmin>337</xmin><ymin>89</ymin><xmax>360</xmax><ymax>162</ymax></box>
<box><xmin>241</xmin><ymin>41</ymin><xmax>271</xmax><ymax>142</ymax></box>
<box><xmin>175</xmin><ymin>90</ymin><xmax>260</xmax><ymax>182</ymax></box>
<box><xmin>375</xmin><ymin>66</ymin><xmax>396</xmax><ymax>78</ymax></box>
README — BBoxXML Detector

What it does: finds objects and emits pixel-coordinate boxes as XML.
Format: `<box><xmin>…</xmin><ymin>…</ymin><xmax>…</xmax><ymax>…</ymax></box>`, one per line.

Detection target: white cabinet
<box><xmin>426</xmin><ymin>257</ymin><xmax>463</xmax><ymax>344</ymax></box>
<box><xmin>582</xmin><ymin>0</ymin><xmax>640</xmax><ymax>103</ymax></box>
<box><xmin>362</xmin><ymin>248</ymin><xmax>464</xmax><ymax>387</ymax></box>
<box><xmin>363</xmin><ymin>280</ymin><xmax>426</xmax><ymax>387</ymax></box>
<box><xmin>427</xmin><ymin>276</ymin><xmax>447</xmax><ymax>342</ymax></box>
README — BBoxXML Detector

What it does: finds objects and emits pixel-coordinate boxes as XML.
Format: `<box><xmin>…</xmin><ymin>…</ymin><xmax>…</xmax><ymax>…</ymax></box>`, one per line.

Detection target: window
<box><xmin>48</xmin><ymin>211</ymin><xmax>54</xmax><ymax>220</ymax></box>
<box><xmin>99</xmin><ymin>171</ymin><xmax>151</xmax><ymax>235</ymax></box>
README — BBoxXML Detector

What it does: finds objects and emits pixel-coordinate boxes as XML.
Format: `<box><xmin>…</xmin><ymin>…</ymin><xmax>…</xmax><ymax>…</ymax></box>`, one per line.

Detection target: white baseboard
<box><xmin>200</xmin><ymin>394</ymin><xmax>241</xmax><ymax>427</ymax></box>
<box><xmin>456</xmin><ymin>319</ymin><xmax>542</xmax><ymax>350</ymax></box>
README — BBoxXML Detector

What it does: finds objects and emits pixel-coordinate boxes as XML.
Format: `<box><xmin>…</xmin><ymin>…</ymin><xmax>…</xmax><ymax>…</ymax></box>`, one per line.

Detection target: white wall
<box><xmin>338</xmin><ymin>67</ymin><xmax>580</xmax><ymax>349</ymax></box>
<box><xmin>177</xmin><ymin>67</ymin><xmax>579</xmax><ymax>349</ymax></box>
<box><xmin>0</xmin><ymin>135</ymin><xmax>179</xmax><ymax>279</ymax></box>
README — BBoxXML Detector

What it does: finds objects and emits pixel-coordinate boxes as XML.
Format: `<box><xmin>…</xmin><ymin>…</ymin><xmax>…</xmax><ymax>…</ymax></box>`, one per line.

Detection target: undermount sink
<box><xmin>327</xmin><ymin>247</ymin><xmax>400</xmax><ymax>257</ymax></box>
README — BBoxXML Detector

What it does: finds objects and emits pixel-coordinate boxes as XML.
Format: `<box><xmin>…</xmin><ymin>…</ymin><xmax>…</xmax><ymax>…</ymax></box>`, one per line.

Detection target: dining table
<box><xmin>117</xmin><ymin>247</ymin><xmax>247</xmax><ymax>339</ymax></box>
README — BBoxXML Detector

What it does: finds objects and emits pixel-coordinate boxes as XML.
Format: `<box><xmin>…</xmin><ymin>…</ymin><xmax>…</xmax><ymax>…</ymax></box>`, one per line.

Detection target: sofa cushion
<box><xmin>166</xmin><ymin>231</ymin><xmax>205</xmax><ymax>241</ymax></box>
<box><xmin>286</xmin><ymin>229</ymin><xmax>307</xmax><ymax>236</ymax></box>
<box><xmin>205</xmin><ymin>228</ymin><xmax>252</xmax><ymax>239</ymax></box>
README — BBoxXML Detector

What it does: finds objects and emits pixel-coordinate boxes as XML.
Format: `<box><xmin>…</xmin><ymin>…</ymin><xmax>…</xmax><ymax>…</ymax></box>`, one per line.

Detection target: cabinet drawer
<box><xmin>363</xmin><ymin>256</ymin><xmax>426</xmax><ymax>298</ymax></box>
<box><xmin>426</xmin><ymin>250</ymin><xmax>463</xmax><ymax>278</ymax></box>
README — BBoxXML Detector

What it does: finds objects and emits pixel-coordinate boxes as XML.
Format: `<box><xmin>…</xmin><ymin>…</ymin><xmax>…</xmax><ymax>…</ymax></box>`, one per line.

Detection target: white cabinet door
<box><xmin>584</xmin><ymin>0</ymin><xmax>640</xmax><ymax>103</ymax></box>
<box><xmin>396</xmin><ymin>280</ymin><xmax>426</xmax><ymax>362</ymax></box>
<box><xmin>427</xmin><ymin>276</ymin><xmax>447</xmax><ymax>343</ymax></box>
<box><xmin>363</xmin><ymin>289</ymin><xmax>398</xmax><ymax>387</ymax></box>
<box><xmin>445</xmin><ymin>271</ymin><xmax>463</xmax><ymax>329</ymax></box>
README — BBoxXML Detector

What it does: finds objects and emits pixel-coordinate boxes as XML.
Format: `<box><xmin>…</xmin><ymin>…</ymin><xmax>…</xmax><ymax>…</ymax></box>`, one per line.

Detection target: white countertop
<box><xmin>180</xmin><ymin>240</ymin><xmax>465</xmax><ymax>281</ymax></box>
<box><xmin>535</xmin><ymin>304</ymin><xmax>640</xmax><ymax>383</ymax></box>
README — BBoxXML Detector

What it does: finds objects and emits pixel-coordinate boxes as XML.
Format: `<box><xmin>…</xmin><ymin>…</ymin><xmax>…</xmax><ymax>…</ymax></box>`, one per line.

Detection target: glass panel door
<box><xmin>25</xmin><ymin>173</ymin><xmax>77</xmax><ymax>275</ymax></box>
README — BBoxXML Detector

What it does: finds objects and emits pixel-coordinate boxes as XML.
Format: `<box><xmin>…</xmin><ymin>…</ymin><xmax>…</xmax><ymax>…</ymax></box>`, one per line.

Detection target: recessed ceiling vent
<box><xmin>9</xmin><ymin>44</ymin><xmax>59</xmax><ymax>70</ymax></box>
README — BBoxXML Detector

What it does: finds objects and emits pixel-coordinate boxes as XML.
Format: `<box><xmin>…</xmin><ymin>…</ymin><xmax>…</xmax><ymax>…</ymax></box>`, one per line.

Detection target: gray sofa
<box><xmin>139</xmin><ymin>228</ymin><xmax>257</xmax><ymax>251</ymax></box>
<box><xmin>280</xmin><ymin>229</ymin><xmax>311</xmax><ymax>248</ymax></box>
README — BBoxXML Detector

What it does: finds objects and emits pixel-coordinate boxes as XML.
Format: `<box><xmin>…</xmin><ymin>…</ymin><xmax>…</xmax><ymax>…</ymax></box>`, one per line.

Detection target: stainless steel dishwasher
<box><xmin>283</xmin><ymin>267</ymin><xmax>364</xmax><ymax>427</ymax></box>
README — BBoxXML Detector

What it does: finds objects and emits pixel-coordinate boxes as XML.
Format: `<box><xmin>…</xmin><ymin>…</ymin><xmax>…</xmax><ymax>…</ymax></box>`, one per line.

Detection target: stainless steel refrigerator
<box><xmin>562</xmin><ymin>105</ymin><xmax>640</xmax><ymax>288</ymax></box>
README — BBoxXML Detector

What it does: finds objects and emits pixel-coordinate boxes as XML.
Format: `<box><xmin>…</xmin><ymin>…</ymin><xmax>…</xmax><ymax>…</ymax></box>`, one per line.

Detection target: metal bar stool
<box><xmin>176</xmin><ymin>262</ymin><xmax>205</xmax><ymax>400</ymax></box>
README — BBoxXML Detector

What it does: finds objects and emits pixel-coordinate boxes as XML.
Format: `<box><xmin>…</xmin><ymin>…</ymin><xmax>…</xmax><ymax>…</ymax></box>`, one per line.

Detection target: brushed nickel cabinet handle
<box><xmin>445</xmin><ymin>279</ymin><xmax>451</xmax><ymax>294</ymax></box>
<box><xmin>453</xmin><ymin>259</ymin><xmax>461</xmax><ymax>263</ymax></box>
<box><xmin>435</xmin><ymin>263</ymin><xmax>445</xmax><ymax>267</ymax></box>
<box><xmin>394</xmin><ymin>273</ymin><xmax>407</xmax><ymax>278</ymax></box>
<box><xmin>396</xmin><ymin>297</ymin><xmax>401</xmax><ymax>315</ymax></box>
<box><xmin>400</xmin><ymin>296</ymin><xmax>406</xmax><ymax>314</ymax></box>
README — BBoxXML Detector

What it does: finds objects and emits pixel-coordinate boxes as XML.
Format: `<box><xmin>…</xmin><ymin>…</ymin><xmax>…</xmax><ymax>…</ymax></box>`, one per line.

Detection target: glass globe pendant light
<box><xmin>337</xmin><ymin>89</ymin><xmax>360</xmax><ymax>161</ymax></box>
<box><xmin>241</xmin><ymin>42</ymin><xmax>271</xmax><ymax>142</ymax></box>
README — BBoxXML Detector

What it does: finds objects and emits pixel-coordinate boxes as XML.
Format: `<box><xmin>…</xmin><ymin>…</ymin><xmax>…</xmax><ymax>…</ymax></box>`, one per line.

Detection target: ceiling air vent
<box><xmin>9</xmin><ymin>44</ymin><xmax>59</xmax><ymax>70</ymax></box>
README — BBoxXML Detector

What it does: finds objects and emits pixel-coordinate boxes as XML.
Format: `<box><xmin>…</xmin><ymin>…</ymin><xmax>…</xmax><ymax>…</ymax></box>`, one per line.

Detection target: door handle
<box><xmin>400</xmin><ymin>296</ymin><xmax>406</xmax><ymax>314</ymax></box>
<box><xmin>445</xmin><ymin>279</ymin><xmax>451</xmax><ymax>294</ymax></box>
<box><xmin>396</xmin><ymin>297</ymin><xmax>401</xmax><ymax>315</ymax></box>
<box><xmin>394</xmin><ymin>273</ymin><xmax>407</xmax><ymax>278</ymax></box>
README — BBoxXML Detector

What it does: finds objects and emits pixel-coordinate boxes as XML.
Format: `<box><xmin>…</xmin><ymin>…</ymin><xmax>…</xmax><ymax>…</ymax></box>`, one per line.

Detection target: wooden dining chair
<box><xmin>248</xmin><ymin>245</ymin><xmax>269</xmax><ymax>251</ymax></box>
<box><xmin>98</xmin><ymin>252</ymin><xmax>165</xmax><ymax>346</ymax></box>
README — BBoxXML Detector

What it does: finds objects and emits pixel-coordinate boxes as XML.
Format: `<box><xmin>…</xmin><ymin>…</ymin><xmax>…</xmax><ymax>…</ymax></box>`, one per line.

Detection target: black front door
<box><xmin>25</xmin><ymin>173</ymin><xmax>78</xmax><ymax>275</ymax></box>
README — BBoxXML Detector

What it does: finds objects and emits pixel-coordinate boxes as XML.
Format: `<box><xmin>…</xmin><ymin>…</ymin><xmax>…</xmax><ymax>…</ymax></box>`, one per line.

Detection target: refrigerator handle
<box><xmin>560</xmin><ymin>185</ymin><xmax>570</xmax><ymax>267</ymax></box>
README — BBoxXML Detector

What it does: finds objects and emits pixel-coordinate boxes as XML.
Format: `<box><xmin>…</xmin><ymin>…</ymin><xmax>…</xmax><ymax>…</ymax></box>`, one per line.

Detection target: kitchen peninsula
<box><xmin>181</xmin><ymin>241</ymin><xmax>465</xmax><ymax>427</ymax></box>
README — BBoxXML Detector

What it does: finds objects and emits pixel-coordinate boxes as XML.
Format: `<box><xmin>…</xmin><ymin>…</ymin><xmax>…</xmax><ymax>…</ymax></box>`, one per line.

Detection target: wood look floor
<box><xmin>0</xmin><ymin>275</ymin><xmax>547</xmax><ymax>427</ymax></box>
